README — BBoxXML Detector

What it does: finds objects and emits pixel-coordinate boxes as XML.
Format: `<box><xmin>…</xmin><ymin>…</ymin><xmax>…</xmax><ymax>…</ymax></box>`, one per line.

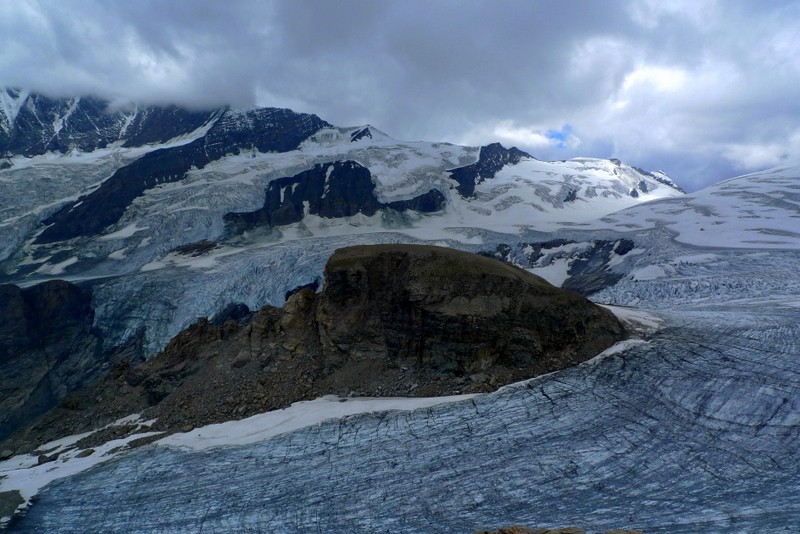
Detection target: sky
<box><xmin>1</xmin><ymin>0</ymin><xmax>799</xmax><ymax>191</ymax></box>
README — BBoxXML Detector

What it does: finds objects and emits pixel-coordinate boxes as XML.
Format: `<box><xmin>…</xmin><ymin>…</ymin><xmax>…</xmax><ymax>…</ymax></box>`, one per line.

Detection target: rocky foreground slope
<box><xmin>6</xmin><ymin>243</ymin><xmax>798</xmax><ymax>533</ymax></box>
<box><xmin>2</xmin><ymin>244</ymin><xmax>623</xmax><ymax>455</ymax></box>
<box><xmin>0</xmin><ymin>281</ymin><xmax>118</xmax><ymax>442</ymax></box>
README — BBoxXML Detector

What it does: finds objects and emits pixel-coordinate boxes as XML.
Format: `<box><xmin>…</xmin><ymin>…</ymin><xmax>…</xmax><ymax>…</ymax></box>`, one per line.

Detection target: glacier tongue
<box><xmin>9</xmin><ymin>291</ymin><xmax>800</xmax><ymax>533</ymax></box>
<box><xmin>3</xmin><ymin>98</ymin><xmax>800</xmax><ymax>531</ymax></box>
<box><xmin>7</xmin><ymin>198</ymin><xmax>800</xmax><ymax>532</ymax></box>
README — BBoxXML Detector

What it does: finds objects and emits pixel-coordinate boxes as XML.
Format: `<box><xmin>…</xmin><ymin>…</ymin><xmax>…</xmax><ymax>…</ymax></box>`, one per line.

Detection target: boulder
<box><xmin>0</xmin><ymin>490</ymin><xmax>24</xmax><ymax>520</ymax></box>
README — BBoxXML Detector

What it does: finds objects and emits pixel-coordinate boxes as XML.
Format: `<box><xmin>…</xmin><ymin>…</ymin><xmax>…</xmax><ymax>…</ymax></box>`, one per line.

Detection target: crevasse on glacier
<box><xmin>3</xmin><ymin>94</ymin><xmax>799</xmax><ymax>532</ymax></box>
<box><xmin>10</xmin><ymin>235</ymin><xmax>800</xmax><ymax>533</ymax></box>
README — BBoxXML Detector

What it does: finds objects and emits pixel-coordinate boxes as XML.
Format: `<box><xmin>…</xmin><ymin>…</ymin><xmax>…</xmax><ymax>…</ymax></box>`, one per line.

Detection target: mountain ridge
<box><xmin>0</xmin><ymin>88</ymin><xmax>685</xmax><ymax>366</ymax></box>
<box><xmin>0</xmin><ymin>87</ymin><xmax>226</xmax><ymax>157</ymax></box>
<box><xmin>0</xmin><ymin>89</ymin><xmax>683</xmax><ymax>281</ymax></box>
<box><xmin>1</xmin><ymin>89</ymin><xmax>799</xmax><ymax>533</ymax></box>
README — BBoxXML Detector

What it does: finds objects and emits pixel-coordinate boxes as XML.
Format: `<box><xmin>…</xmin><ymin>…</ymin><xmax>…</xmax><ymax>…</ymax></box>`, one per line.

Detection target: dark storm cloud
<box><xmin>1</xmin><ymin>0</ymin><xmax>799</xmax><ymax>190</ymax></box>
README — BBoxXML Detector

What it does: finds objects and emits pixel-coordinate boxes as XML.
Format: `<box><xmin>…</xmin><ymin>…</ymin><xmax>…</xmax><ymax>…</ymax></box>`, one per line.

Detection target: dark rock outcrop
<box><xmin>2</xmin><ymin>245</ymin><xmax>624</xmax><ymax>453</ymax></box>
<box><xmin>564</xmin><ymin>189</ymin><xmax>578</xmax><ymax>202</ymax></box>
<box><xmin>350</xmin><ymin>126</ymin><xmax>373</xmax><ymax>142</ymax></box>
<box><xmin>210</xmin><ymin>303</ymin><xmax>253</xmax><ymax>326</ymax></box>
<box><xmin>385</xmin><ymin>188</ymin><xmax>446</xmax><ymax>213</ymax></box>
<box><xmin>0</xmin><ymin>280</ymin><xmax>106</xmax><ymax>441</ymax></box>
<box><xmin>449</xmin><ymin>142</ymin><xmax>531</xmax><ymax>198</ymax></box>
<box><xmin>284</xmin><ymin>280</ymin><xmax>320</xmax><ymax>301</ymax></box>
<box><xmin>172</xmin><ymin>240</ymin><xmax>219</xmax><ymax>257</ymax></box>
<box><xmin>485</xmin><ymin>239</ymin><xmax>636</xmax><ymax>295</ymax></box>
<box><xmin>34</xmin><ymin>106</ymin><xmax>331</xmax><ymax>243</ymax></box>
<box><xmin>232</xmin><ymin>160</ymin><xmax>380</xmax><ymax>228</ymax></box>
<box><xmin>0</xmin><ymin>88</ymin><xmax>220</xmax><ymax>158</ymax></box>
<box><xmin>317</xmin><ymin>245</ymin><xmax>623</xmax><ymax>376</ymax></box>
<box><xmin>561</xmin><ymin>240</ymin><xmax>634</xmax><ymax>295</ymax></box>
<box><xmin>224</xmin><ymin>161</ymin><xmax>446</xmax><ymax>232</ymax></box>
<box><xmin>0</xmin><ymin>490</ymin><xmax>24</xmax><ymax>521</ymax></box>
<box><xmin>633</xmin><ymin>165</ymin><xmax>686</xmax><ymax>193</ymax></box>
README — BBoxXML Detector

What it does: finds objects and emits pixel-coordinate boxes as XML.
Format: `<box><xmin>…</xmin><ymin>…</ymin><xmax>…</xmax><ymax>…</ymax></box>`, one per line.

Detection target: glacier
<box><xmin>6</xmin><ymin>281</ymin><xmax>799</xmax><ymax>532</ymax></box>
<box><xmin>2</xmin><ymin>93</ymin><xmax>799</xmax><ymax>531</ymax></box>
<box><xmin>1</xmin><ymin>121</ymin><xmax>684</xmax><ymax>357</ymax></box>
<box><xmin>3</xmin><ymin>166</ymin><xmax>800</xmax><ymax>532</ymax></box>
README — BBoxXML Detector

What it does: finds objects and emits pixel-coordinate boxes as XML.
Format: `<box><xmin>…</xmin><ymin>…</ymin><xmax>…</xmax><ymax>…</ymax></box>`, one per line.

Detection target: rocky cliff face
<box><xmin>0</xmin><ymin>281</ymin><xmax>108</xmax><ymax>441</ymax></box>
<box><xmin>0</xmin><ymin>88</ymin><xmax>220</xmax><ymax>158</ymax></box>
<box><xmin>2</xmin><ymin>245</ymin><xmax>624</xmax><ymax>452</ymax></box>
<box><xmin>224</xmin><ymin>160</ymin><xmax>446</xmax><ymax>232</ymax></box>
<box><xmin>35</xmin><ymin>106</ymin><xmax>331</xmax><ymax>243</ymax></box>
<box><xmin>317</xmin><ymin>245</ymin><xmax>623</xmax><ymax>377</ymax></box>
<box><xmin>449</xmin><ymin>142</ymin><xmax>532</xmax><ymax>197</ymax></box>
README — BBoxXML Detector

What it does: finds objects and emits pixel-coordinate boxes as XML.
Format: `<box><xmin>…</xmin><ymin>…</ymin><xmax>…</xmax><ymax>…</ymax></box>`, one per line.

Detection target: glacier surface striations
<box><xmin>9</xmin><ymin>240</ymin><xmax>800</xmax><ymax>533</ymax></box>
<box><xmin>2</xmin><ymin>93</ymin><xmax>799</xmax><ymax>532</ymax></box>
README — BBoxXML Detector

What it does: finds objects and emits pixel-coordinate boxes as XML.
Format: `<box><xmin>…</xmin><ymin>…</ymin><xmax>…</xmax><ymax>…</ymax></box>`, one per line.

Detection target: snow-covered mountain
<box><xmin>3</xmin><ymin>90</ymin><xmax>800</xmax><ymax>532</ymax></box>
<box><xmin>4</xmin><ymin>163</ymin><xmax>800</xmax><ymax>532</ymax></box>
<box><xmin>0</xmin><ymin>87</ymin><xmax>223</xmax><ymax>158</ymax></box>
<box><xmin>0</xmin><ymin>90</ymin><xmax>683</xmax><ymax>357</ymax></box>
<box><xmin>597</xmin><ymin>164</ymin><xmax>800</xmax><ymax>249</ymax></box>
<box><xmin>0</xmin><ymin>90</ymin><xmax>681</xmax><ymax>287</ymax></box>
<box><xmin>486</xmin><ymin>163</ymin><xmax>800</xmax><ymax>292</ymax></box>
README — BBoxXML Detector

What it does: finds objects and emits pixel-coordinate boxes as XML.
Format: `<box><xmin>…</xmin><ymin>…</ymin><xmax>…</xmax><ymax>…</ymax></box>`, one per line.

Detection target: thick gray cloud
<box><xmin>1</xmin><ymin>0</ymin><xmax>799</xmax><ymax>190</ymax></box>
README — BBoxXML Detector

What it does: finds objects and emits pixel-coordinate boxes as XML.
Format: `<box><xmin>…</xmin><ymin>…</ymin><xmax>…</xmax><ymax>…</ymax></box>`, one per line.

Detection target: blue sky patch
<box><xmin>546</xmin><ymin>124</ymin><xmax>573</xmax><ymax>149</ymax></box>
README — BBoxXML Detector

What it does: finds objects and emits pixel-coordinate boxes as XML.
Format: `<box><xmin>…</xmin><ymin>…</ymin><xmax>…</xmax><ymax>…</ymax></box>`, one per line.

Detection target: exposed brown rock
<box><xmin>318</xmin><ymin>244</ymin><xmax>623</xmax><ymax>378</ymax></box>
<box><xmin>37</xmin><ymin>453</ymin><xmax>57</xmax><ymax>465</ymax></box>
<box><xmin>74</xmin><ymin>448</ymin><xmax>94</xmax><ymax>458</ymax></box>
<box><xmin>2</xmin><ymin>245</ymin><xmax>624</xmax><ymax>453</ymax></box>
